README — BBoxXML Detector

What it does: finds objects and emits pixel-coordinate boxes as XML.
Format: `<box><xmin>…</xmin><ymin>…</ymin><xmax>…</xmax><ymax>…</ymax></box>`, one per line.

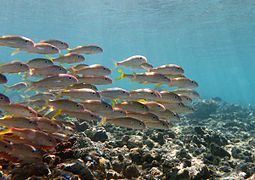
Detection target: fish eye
<box><xmin>61</xmin><ymin>42</ymin><xmax>64</xmax><ymax>44</ymax></box>
<box><xmin>0</xmin><ymin>97</ymin><xmax>3</xmax><ymax>99</ymax></box>
<box><xmin>68</xmin><ymin>77</ymin><xmax>72</xmax><ymax>80</ymax></box>
<box><xmin>104</xmin><ymin>78</ymin><xmax>108</xmax><ymax>80</ymax></box>
<box><xmin>51</xmin><ymin>47</ymin><xmax>55</xmax><ymax>50</ymax></box>
<box><xmin>49</xmin><ymin>139</ymin><xmax>52</xmax><ymax>142</ymax></box>
<box><xmin>4</xmin><ymin>145</ymin><xmax>8</xmax><ymax>148</ymax></box>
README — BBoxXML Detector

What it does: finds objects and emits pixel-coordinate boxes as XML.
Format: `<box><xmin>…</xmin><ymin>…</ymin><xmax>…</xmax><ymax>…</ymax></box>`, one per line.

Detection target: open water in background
<box><xmin>0</xmin><ymin>0</ymin><xmax>255</xmax><ymax>105</ymax></box>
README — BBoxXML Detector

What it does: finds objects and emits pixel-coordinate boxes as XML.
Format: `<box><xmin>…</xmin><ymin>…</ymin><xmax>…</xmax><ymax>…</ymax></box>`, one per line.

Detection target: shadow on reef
<box><xmin>1</xmin><ymin>98</ymin><xmax>255</xmax><ymax>179</ymax></box>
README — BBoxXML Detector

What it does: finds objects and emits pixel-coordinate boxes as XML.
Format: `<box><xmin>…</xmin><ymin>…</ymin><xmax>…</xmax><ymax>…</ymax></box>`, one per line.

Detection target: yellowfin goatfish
<box><xmin>127</xmin><ymin>112</ymin><xmax>160</xmax><ymax>123</ymax></box>
<box><xmin>100</xmin><ymin>117</ymin><xmax>146</xmax><ymax>130</ymax></box>
<box><xmin>115</xmin><ymin>55</ymin><xmax>147</xmax><ymax>68</ymax></box>
<box><xmin>0</xmin><ymin>103</ymin><xmax>38</xmax><ymax>117</ymax></box>
<box><xmin>0</xmin><ymin>35</ymin><xmax>34</xmax><ymax>49</ymax></box>
<box><xmin>29</xmin><ymin>65</ymin><xmax>67</xmax><ymax>77</ymax></box>
<box><xmin>0</xmin><ymin>128</ymin><xmax>57</xmax><ymax>148</ymax></box>
<box><xmin>75</xmin><ymin>64</ymin><xmax>111</xmax><ymax>76</ymax></box>
<box><xmin>117</xmin><ymin>69</ymin><xmax>170</xmax><ymax>84</ymax></box>
<box><xmin>39</xmin><ymin>39</ymin><xmax>69</xmax><ymax>50</ymax></box>
<box><xmin>170</xmin><ymin>77</ymin><xmax>198</xmax><ymax>89</ymax></box>
<box><xmin>62</xmin><ymin>110</ymin><xmax>101</xmax><ymax>122</ymax></box>
<box><xmin>80</xmin><ymin>100</ymin><xmax>113</xmax><ymax>114</ymax></box>
<box><xmin>52</xmin><ymin>53</ymin><xmax>85</xmax><ymax>64</ymax></box>
<box><xmin>157</xmin><ymin>90</ymin><xmax>182</xmax><ymax>103</ymax></box>
<box><xmin>29</xmin><ymin>74</ymin><xmax>78</xmax><ymax>89</ymax></box>
<box><xmin>128</xmin><ymin>88</ymin><xmax>161</xmax><ymax>101</ymax></box>
<box><xmin>139</xmin><ymin>101</ymin><xmax>165</xmax><ymax>112</ymax></box>
<box><xmin>58</xmin><ymin>88</ymin><xmax>101</xmax><ymax>100</ymax></box>
<box><xmin>98</xmin><ymin>87</ymin><xmax>130</xmax><ymax>99</ymax></box>
<box><xmin>161</xmin><ymin>102</ymin><xmax>194</xmax><ymax>114</ymax></box>
<box><xmin>27</xmin><ymin>43</ymin><xmax>60</xmax><ymax>54</ymax></box>
<box><xmin>66</xmin><ymin>83</ymin><xmax>98</xmax><ymax>91</ymax></box>
<box><xmin>0</xmin><ymin>116</ymin><xmax>38</xmax><ymax>129</ymax></box>
<box><xmin>48</xmin><ymin>99</ymin><xmax>85</xmax><ymax>112</ymax></box>
<box><xmin>148</xmin><ymin>64</ymin><xmax>184</xmax><ymax>75</ymax></box>
<box><xmin>68</xmin><ymin>44</ymin><xmax>103</xmax><ymax>54</ymax></box>
<box><xmin>0</xmin><ymin>73</ymin><xmax>7</xmax><ymax>84</ymax></box>
<box><xmin>144</xmin><ymin>120</ymin><xmax>170</xmax><ymax>130</ymax></box>
<box><xmin>115</xmin><ymin>101</ymin><xmax>149</xmax><ymax>113</ymax></box>
<box><xmin>0</xmin><ymin>93</ymin><xmax>11</xmax><ymax>104</ymax></box>
<box><xmin>26</xmin><ymin>58</ymin><xmax>54</xmax><ymax>68</ymax></box>
<box><xmin>172</xmin><ymin>89</ymin><xmax>200</xmax><ymax>99</ymax></box>
<box><xmin>152</xmin><ymin>109</ymin><xmax>180</xmax><ymax>122</ymax></box>
<box><xmin>77</xmin><ymin>75</ymin><xmax>112</xmax><ymax>85</ymax></box>
<box><xmin>0</xmin><ymin>61</ymin><xmax>29</xmax><ymax>73</ymax></box>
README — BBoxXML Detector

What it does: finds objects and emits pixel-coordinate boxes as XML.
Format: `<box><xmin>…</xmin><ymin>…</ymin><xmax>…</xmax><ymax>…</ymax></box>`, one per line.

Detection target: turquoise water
<box><xmin>0</xmin><ymin>0</ymin><xmax>255</xmax><ymax>104</ymax></box>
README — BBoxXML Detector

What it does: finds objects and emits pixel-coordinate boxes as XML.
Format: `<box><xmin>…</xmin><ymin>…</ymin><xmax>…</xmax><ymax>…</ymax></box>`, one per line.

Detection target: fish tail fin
<box><xmin>0</xmin><ymin>128</ymin><xmax>12</xmax><ymax>136</ymax></box>
<box><xmin>11</xmin><ymin>48</ymin><xmax>20</xmax><ymax>56</ymax></box>
<box><xmin>115</xmin><ymin>68</ymin><xmax>125</xmax><ymax>80</ymax></box>
<box><xmin>45</xmin><ymin>55</ymin><xmax>53</xmax><ymax>61</ymax></box>
<box><xmin>69</xmin><ymin>67</ymin><xmax>77</xmax><ymax>75</ymax></box>
<box><xmin>37</xmin><ymin>100</ymin><xmax>49</xmax><ymax>113</ymax></box>
<box><xmin>98</xmin><ymin>117</ymin><xmax>107</xmax><ymax>126</ymax></box>
<box><xmin>3</xmin><ymin>84</ymin><xmax>9</xmax><ymax>93</ymax></box>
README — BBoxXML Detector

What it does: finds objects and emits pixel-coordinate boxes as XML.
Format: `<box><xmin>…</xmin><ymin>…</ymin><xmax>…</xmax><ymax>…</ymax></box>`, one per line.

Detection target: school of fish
<box><xmin>0</xmin><ymin>35</ymin><xmax>199</xmax><ymax>162</ymax></box>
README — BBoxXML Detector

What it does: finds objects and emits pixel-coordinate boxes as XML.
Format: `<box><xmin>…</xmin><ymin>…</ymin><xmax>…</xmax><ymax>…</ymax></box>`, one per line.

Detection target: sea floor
<box><xmin>1</xmin><ymin>98</ymin><xmax>255</xmax><ymax>179</ymax></box>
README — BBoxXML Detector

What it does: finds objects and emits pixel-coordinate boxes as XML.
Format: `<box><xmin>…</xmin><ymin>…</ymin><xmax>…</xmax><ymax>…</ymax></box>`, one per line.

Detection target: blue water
<box><xmin>0</xmin><ymin>0</ymin><xmax>255</xmax><ymax>105</ymax></box>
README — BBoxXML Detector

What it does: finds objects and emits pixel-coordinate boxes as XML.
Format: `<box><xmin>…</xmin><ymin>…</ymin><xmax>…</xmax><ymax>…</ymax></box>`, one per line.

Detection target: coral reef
<box><xmin>1</xmin><ymin>98</ymin><xmax>255</xmax><ymax>179</ymax></box>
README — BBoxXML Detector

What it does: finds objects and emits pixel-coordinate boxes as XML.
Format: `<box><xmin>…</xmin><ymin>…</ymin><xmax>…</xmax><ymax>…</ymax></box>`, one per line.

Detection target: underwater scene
<box><xmin>0</xmin><ymin>0</ymin><xmax>255</xmax><ymax>179</ymax></box>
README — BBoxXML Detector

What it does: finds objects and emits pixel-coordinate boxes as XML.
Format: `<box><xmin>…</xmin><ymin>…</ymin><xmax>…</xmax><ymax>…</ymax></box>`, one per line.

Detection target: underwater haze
<box><xmin>0</xmin><ymin>0</ymin><xmax>255</xmax><ymax>105</ymax></box>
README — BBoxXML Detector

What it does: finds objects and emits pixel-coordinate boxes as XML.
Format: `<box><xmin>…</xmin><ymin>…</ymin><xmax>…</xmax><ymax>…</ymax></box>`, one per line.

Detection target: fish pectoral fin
<box><xmin>51</xmin><ymin>109</ymin><xmax>62</xmax><ymax>119</ymax></box>
<box><xmin>111</xmin><ymin>99</ymin><xmax>118</xmax><ymax>108</ymax></box>
<box><xmin>154</xmin><ymin>84</ymin><xmax>162</xmax><ymax>89</ymax></box>
<box><xmin>98</xmin><ymin>117</ymin><xmax>107</xmax><ymax>126</ymax></box>
<box><xmin>11</xmin><ymin>48</ymin><xmax>20</xmax><ymax>56</ymax></box>
<box><xmin>137</xmin><ymin>99</ymin><xmax>146</xmax><ymax>103</ymax></box>
<box><xmin>2</xmin><ymin>85</ymin><xmax>9</xmax><ymax>93</ymax></box>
